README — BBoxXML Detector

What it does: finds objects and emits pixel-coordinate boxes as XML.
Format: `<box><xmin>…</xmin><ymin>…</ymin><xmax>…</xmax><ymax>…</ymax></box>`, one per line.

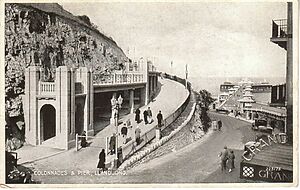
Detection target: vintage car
<box><xmin>216</xmin><ymin>108</ymin><xmax>229</xmax><ymax>114</ymax></box>
<box><xmin>6</xmin><ymin>151</ymin><xmax>32</xmax><ymax>184</ymax></box>
<box><xmin>251</xmin><ymin>119</ymin><xmax>273</xmax><ymax>134</ymax></box>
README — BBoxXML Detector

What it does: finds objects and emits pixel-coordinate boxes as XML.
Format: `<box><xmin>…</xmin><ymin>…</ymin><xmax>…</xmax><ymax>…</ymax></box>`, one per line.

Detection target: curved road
<box><xmin>30</xmin><ymin>112</ymin><xmax>255</xmax><ymax>184</ymax></box>
<box><xmin>114</xmin><ymin>112</ymin><xmax>255</xmax><ymax>183</ymax></box>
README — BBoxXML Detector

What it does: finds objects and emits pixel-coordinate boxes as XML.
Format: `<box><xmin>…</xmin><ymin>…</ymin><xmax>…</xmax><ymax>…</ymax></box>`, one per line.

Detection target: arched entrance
<box><xmin>75</xmin><ymin>103</ymin><xmax>84</xmax><ymax>135</ymax></box>
<box><xmin>40</xmin><ymin>104</ymin><xmax>56</xmax><ymax>141</ymax></box>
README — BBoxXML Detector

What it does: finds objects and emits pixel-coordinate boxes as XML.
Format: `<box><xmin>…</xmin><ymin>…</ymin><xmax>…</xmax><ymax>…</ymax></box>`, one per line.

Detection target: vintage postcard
<box><xmin>1</xmin><ymin>0</ymin><xmax>298</xmax><ymax>187</ymax></box>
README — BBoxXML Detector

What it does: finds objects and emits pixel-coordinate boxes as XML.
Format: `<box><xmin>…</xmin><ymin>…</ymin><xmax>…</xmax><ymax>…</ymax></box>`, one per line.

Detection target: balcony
<box><xmin>39</xmin><ymin>81</ymin><xmax>55</xmax><ymax>95</ymax></box>
<box><xmin>270</xmin><ymin>19</ymin><xmax>287</xmax><ymax>50</ymax></box>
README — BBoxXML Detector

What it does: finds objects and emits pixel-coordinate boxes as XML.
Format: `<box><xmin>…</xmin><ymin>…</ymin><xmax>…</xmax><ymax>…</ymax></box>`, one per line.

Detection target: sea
<box><xmin>189</xmin><ymin>77</ymin><xmax>286</xmax><ymax>98</ymax></box>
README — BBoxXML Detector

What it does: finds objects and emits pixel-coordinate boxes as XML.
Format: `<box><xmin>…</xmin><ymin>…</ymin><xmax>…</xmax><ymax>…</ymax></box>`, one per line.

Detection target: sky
<box><xmin>61</xmin><ymin>2</ymin><xmax>287</xmax><ymax>79</ymax></box>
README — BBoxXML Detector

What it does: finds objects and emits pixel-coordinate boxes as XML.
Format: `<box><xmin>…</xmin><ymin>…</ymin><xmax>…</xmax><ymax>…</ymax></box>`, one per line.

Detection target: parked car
<box><xmin>251</xmin><ymin>119</ymin><xmax>273</xmax><ymax>134</ymax></box>
<box><xmin>6</xmin><ymin>151</ymin><xmax>32</xmax><ymax>184</ymax></box>
<box><xmin>216</xmin><ymin>108</ymin><xmax>229</xmax><ymax>114</ymax></box>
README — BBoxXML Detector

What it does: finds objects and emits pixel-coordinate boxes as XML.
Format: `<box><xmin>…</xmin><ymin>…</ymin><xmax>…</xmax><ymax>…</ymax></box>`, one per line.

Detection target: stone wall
<box><xmin>5</xmin><ymin>3</ymin><xmax>128</xmax><ymax>148</ymax></box>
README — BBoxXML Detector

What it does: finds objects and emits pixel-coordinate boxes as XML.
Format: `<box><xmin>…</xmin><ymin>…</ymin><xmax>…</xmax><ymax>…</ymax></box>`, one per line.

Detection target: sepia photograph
<box><xmin>2</xmin><ymin>0</ymin><xmax>298</xmax><ymax>186</ymax></box>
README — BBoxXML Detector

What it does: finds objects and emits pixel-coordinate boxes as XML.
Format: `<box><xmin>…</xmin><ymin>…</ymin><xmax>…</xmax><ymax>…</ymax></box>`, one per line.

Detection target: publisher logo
<box><xmin>243</xmin><ymin>166</ymin><xmax>254</xmax><ymax>178</ymax></box>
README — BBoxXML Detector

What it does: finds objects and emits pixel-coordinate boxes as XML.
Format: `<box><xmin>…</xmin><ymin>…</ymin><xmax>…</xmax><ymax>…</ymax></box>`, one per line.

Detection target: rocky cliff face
<box><xmin>5</xmin><ymin>3</ymin><xmax>128</xmax><ymax>149</ymax></box>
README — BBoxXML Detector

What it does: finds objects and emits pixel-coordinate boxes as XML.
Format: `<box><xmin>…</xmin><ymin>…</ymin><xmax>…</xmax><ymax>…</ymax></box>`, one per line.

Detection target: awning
<box><xmin>240</xmin><ymin>143</ymin><xmax>293</xmax><ymax>182</ymax></box>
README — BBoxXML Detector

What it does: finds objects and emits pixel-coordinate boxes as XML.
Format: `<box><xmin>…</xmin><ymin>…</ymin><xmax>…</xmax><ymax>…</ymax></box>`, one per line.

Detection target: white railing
<box><xmin>95</xmin><ymin>73</ymin><xmax>144</xmax><ymax>85</ymax></box>
<box><xmin>39</xmin><ymin>82</ymin><xmax>55</xmax><ymax>95</ymax></box>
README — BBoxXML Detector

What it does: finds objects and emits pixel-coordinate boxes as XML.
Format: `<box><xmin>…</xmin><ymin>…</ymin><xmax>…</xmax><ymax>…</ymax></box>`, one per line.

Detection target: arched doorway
<box><xmin>75</xmin><ymin>103</ymin><xmax>84</xmax><ymax>135</ymax></box>
<box><xmin>40</xmin><ymin>104</ymin><xmax>56</xmax><ymax>141</ymax></box>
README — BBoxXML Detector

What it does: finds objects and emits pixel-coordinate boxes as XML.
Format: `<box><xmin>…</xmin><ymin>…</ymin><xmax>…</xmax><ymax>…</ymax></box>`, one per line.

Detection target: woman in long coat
<box><xmin>97</xmin><ymin>149</ymin><xmax>106</xmax><ymax>171</ymax></box>
<box><xmin>228</xmin><ymin>150</ymin><xmax>235</xmax><ymax>172</ymax></box>
<box><xmin>135</xmin><ymin>108</ymin><xmax>141</xmax><ymax>123</ymax></box>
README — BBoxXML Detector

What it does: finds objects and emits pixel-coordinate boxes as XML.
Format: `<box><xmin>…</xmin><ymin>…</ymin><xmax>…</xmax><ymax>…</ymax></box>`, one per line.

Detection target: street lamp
<box><xmin>111</xmin><ymin>94</ymin><xmax>123</xmax><ymax>161</ymax></box>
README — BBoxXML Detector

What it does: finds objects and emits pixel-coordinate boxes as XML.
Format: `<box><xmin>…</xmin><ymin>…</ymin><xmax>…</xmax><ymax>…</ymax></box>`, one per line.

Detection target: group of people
<box><xmin>102</xmin><ymin>106</ymin><xmax>165</xmax><ymax>170</ymax></box>
<box><xmin>134</xmin><ymin>107</ymin><xmax>163</xmax><ymax>145</ymax></box>
<box><xmin>135</xmin><ymin>107</ymin><xmax>163</xmax><ymax>128</ymax></box>
<box><xmin>218</xmin><ymin>146</ymin><xmax>235</xmax><ymax>173</ymax></box>
<box><xmin>135</xmin><ymin>107</ymin><xmax>152</xmax><ymax>125</ymax></box>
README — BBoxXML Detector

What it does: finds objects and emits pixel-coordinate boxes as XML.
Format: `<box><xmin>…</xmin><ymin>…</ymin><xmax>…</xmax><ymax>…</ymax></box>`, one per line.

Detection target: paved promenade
<box><xmin>16</xmin><ymin>78</ymin><xmax>189</xmax><ymax>179</ymax></box>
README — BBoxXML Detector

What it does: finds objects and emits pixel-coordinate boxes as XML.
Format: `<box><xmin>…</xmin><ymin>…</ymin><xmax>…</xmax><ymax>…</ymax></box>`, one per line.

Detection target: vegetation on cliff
<box><xmin>5</xmin><ymin>3</ymin><xmax>128</xmax><ymax>150</ymax></box>
<box><xmin>195</xmin><ymin>90</ymin><xmax>215</xmax><ymax>133</ymax></box>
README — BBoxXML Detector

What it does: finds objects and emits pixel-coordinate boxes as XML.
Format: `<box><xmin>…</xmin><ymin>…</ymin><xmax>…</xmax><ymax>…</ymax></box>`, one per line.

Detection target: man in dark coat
<box><xmin>218</xmin><ymin>146</ymin><xmax>229</xmax><ymax>172</ymax></box>
<box><xmin>135</xmin><ymin>108</ymin><xmax>141</xmax><ymax>123</ymax></box>
<box><xmin>143</xmin><ymin>110</ymin><xmax>148</xmax><ymax>124</ymax></box>
<box><xmin>218</xmin><ymin>120</ymin><xmax>222</xmax><ymax>131</ymax></box>
<box><xmin>81</xmin><ymin>131</ymin><xmax>87</xmax><ymax>148</ymax></box>
<box><xmin>121</xmin><ymin>123</ymin><xmax>128</xmax><ymax>144</ymax></box>
<box><xmin>109</xmin><ymin>133</ymin><xmax>116</xmax><ymax>155</ymax></box>
<box><xmin>157</xmin><ymin>110</ymin><xmax>163</xmax><ymax>128</ymax></box>
<box><xmin>97</xmin><ymin>149</ymin><xmax>106</xmax><ymax>171</ymax></box>
<box><xmin>135</xmin><ymin>126</ymin><xmax>141</xmax><ymax>145</ymax></box>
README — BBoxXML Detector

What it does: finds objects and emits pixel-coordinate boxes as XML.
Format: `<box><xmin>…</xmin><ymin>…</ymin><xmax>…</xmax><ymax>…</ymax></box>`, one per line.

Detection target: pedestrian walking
<box><xmin>218</xmin><ymin>120</ymin><xmax>222</xmax><ymax>131</ymax></box>
<box><xmin>135</xmin><ymin>126</ymin><xmax>141</xmax><ymax>145</ymax></box>
<box><xmin>135</xmin><ymin>108</ymin><xmax>141</xmax><ymax>123</ymax></box>
<box><xmin>157</xmin><ymin>110</ymin><xmax>163</xmax><ymax>128</ymax></box>
<box><xmin>97</xmin><ymin>149</ymin><xmax>106</xmax><ymax>171</ymax></box>
<box><xmin>109</xmin><ymin>133</ymin><xmax>116</xmax><ymax>155</ymax></box>
<box><xmin>218</xmin><ymin>146</ymin><xmax>229</xmax><ymax>172</ymax></box>
<box><xmin>121</xmin><ymin>123</ymin><xmax>128</xmax><ymax>144</ymax></box>
<box><xmin>228</xmin><ymin>150</ymin><xmax>235</xmax><ymax>172</ymax></box>
<box><xmin>147</xmin><ymin>107</ymin><xmax>153</xmax><ymax>124</ymax></box>
<box><xmin>81</xmin><ymin>131</ymin><xmax>87</xmax><ymax>148</ymax></box>
<box><xmin>143</xmin><ymin>110</ymin><xmax>148</xmax><ymax>124</ymax></box>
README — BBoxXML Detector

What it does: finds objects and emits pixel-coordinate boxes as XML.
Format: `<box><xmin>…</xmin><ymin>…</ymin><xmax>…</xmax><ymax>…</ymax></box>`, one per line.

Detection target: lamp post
<box><xmin>114</xmin><ymin>95</ymin><xmax>123</xmax><ymax>160</ymax></box>
<box><xmin>185</xmin><ymin>64</ymin><xmax>188</xmax><ymax>89</ymax></box>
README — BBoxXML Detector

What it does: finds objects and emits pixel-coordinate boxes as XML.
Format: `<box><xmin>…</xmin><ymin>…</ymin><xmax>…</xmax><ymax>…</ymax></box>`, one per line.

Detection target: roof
<box><xmin>252</xmin><ymin>83</ymin><xmax>272</xmax><ymax>87</ymax></box>
<box><xmin>244</xmin><ymin>144</ymin><xmax>293</xmax><ymax>171</ymax></box>
<box><xmin>238</xmin><ymin>97</ymin><xmax>255</xmax><ymax>103</ymax></box>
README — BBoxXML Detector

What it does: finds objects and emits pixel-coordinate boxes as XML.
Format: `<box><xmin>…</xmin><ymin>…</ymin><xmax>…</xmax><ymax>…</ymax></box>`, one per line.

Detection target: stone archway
<box><xmin>40</xmin><ymin>104</ymin><xmax>56</xmax><ymax>141</ymax></box>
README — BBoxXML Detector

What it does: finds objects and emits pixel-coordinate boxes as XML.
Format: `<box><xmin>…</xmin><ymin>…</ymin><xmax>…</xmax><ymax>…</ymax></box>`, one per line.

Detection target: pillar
<box><xmin>129</xmin><ymin>89</ymin><xmax>134</xmax><ymax>114</ymax></box>
<box><xmin>55</xmin><ymin>66</ymin><xmax>75</xmax><ymax>149</ymax></box>
<box><xmin>141</xmin><ymin>61</ymin><xmax>149</xmax><ymax>105</ymax></box>
<box><xmin>77</xmin><ymin>67</ymin><xmax>94</xmax><ymax>137</ymax></box>
<box><xmin>246</xmin><ymin>111</ymin><xmax>250</xmax><ymax>120</ymax></box>
<box><xmin>251</xmin><ymin>111</ymin><xmax>255</xmax><ymax>120</ymax></box>
<box><xmin>286</xmin><ymin>2</ymin><xmax>293</xmax><ymax>143</ymax></box>
<box><xmin>152</xmin><ymin>76</ymin><xmax>155</xmax><ymax>94</ymax></box>
<box><xmin>156</xmin><ymin>128</ymin><xmax>161</xmax><ymax>142</ymax></box>
<box><xmin>24</xmin><ymin>66</ymin><xmax>40</xmax><ymax>145</ymax></box>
